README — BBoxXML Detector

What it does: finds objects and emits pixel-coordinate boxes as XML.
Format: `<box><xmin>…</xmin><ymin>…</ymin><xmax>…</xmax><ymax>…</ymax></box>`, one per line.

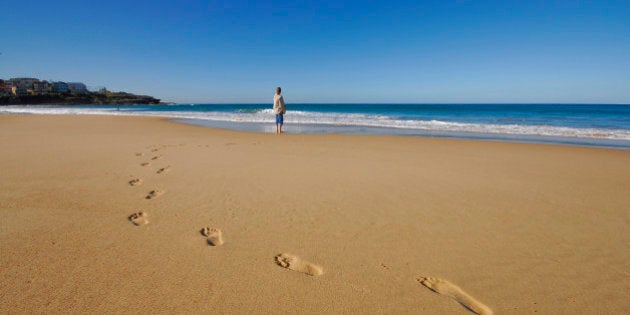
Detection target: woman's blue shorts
<box><xmin>275</xmin><ymin>114</ymin><xmax>284</xmax><ymax>125</ymax></box>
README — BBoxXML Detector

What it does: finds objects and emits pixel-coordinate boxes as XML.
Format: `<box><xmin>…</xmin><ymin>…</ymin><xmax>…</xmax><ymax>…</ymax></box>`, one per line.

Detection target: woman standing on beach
<box><xmin>273</xmin><ymin>87</ymin><xmax>286</xmax><ymax>134</ymax></box>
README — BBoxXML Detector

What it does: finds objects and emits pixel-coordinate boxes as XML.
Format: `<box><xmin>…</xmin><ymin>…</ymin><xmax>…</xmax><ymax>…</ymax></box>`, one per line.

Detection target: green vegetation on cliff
<box><xmin>0</xmin><ymin>91</ymin><xmax>161</xmax><ymax>105</ymax></box>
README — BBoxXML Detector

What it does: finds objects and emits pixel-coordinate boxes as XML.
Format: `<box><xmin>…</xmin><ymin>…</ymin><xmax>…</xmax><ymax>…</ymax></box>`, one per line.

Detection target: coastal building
<box><xmin>53</xmin><ymin>82</ymin><xmax>69</xmax><ymax>93</ymax></box>
<box><xmin>33</xmin><ymin>81</ymin><xmax>51</xmax><ymax>95</ymax></box>
<box><xmin>15</xmin><ymin>86</ymin><xmax>32</xmax><ymax>96</ymax></box>
<box><xmin>0</xmin><ymin>85</ymin><xmax>16</xmax><ymax>96</ymax></box>
<box><xmin>67</xmin><ymin>82</ymin><xmax>88</xmax><ymax>94</ymax></box>
<box><xmin>9</xmin><ymin>78</ymin><xmax>39</xmax><ymax>95</ymax></box>
<box><xmin>9</xmin><ymin>78</ymin><xmax>39</xmax><ymax>87</ymax></box>
<box><xmin>0</xmin><ymin>80</ymin><xmax>13</xmax><ymax>95</ymax></box>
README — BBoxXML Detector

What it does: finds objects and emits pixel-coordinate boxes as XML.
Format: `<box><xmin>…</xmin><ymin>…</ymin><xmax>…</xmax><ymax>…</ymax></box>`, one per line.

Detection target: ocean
<box><xmin>2</xmin><ymin>103</ymin><xmax>630</xmax><ymax>149</ymax></box>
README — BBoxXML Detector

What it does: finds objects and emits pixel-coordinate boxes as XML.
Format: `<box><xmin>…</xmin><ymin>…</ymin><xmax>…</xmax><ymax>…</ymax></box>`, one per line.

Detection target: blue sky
<box><xmin>1</xmin><ymin>0</ymin><xmax>629</xmax><ymax>103</ymax></box>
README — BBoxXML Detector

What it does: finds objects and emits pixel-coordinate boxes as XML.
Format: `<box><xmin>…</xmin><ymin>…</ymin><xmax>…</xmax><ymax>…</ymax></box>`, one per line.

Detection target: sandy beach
<box><xmin>1</xmin><ymin>114</ymin><xmax>628</xmax><ymax>314</ymax></box>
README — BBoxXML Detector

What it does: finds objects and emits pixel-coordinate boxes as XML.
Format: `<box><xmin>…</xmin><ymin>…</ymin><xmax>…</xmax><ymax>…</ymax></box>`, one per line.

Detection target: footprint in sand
<box><xmin>151</xmin><ymin>155</ymin><xmax>162</xmax><ymax>160</ymax></box>
<box><xmin>275</xmin><ymin>253</ymin><xmax>323</xmax><ymax>276</ymax></box>
<box><xmin>129</xmin><ymin>178</ymin><xmax>143</xmax><ymax>186</ymax></box>
<box><xmin>151</xmin><ymin>148</ymin><xmax>160</xmax><ymax>152</ymax></box>
<box><xmin>135</xmin><ymin>152</ymin><xmax>144</xmax><ymax>157</ymax></box>
<box><xmin>146</xmin><ymin>189</ymin><xmax>164</xmax><ymax>199</ymax></box>
<box><xmin>156</xmin><ymin>166</ymin><xmax>170</xmax><ymax>174</ymax></box>
<box><xmin>129</xmin><ymin>212</ymin><xmax>149</xmax><ymax>225</ymax></box>
<box><xmin>418</xmin><ymin>276</ymin><xmax>493</xmax><ymax>315</ymax></box>
<box><xmin>201</xmin><ymin>227</ymin><xmax>225</xmax><ymax>246</ymax></box>
<box><xmin>140</xmin><ymin>162</ymin><xmax>150</xmax><ymax>167</ymax></box>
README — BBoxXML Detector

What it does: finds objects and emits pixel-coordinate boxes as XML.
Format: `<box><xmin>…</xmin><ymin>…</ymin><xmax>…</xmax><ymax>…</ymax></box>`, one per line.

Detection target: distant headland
<box><xmin>0</xmin><ymin>77</ymin><xmax>161</xmax><ymax>105</ymax></box>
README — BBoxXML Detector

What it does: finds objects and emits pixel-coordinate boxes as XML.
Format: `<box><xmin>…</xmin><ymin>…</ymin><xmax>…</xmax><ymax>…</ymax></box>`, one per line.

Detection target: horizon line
<box><xmin>161</xmin><ymin>102</ymin><xmax>630</xmax><ymax>105</ymax></box>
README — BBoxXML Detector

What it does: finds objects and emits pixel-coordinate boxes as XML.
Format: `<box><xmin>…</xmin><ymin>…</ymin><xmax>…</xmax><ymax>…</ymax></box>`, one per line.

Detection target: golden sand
<box><xmin>1</xmin><ymin>114</ymin><xmax>628</xmax><ymax>313</ymax></box>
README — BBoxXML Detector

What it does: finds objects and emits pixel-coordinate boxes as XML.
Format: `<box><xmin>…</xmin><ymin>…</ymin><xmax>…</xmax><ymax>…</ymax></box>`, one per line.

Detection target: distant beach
<box><xmin>2</xmin><ymin>103</ymin><xmax>630</xmax><ymax>149</ymax></box>
<box><xmin>1</xmin><ymin>114</ymin><xmax>628</xmax><ymax>313</ymax></box>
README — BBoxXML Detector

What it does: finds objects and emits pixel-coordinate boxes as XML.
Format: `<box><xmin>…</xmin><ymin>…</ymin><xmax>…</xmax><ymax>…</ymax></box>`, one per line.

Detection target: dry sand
<box><xmin>0</xmin><ymin>114</ymin><xmax>629</xmax><ymax>314</ymax></box>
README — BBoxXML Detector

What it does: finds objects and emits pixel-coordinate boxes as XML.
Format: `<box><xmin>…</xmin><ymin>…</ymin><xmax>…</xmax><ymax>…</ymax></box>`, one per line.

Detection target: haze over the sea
<box><xmin>2</xmin><ymin>1</ymin><xmax>629</xmax><ymax>104</ymax></box>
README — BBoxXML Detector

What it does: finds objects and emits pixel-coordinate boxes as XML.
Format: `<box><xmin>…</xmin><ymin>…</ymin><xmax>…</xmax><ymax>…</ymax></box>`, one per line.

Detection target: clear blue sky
<box><xmin>1</xmin><ymin>0</ymin><xmax>629</xmax><ymax>103</ymax></box>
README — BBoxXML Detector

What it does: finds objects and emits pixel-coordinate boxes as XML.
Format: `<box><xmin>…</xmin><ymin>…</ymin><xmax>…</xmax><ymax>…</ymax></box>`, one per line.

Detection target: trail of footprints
<box><xmin>130</xmin><ymin>147</ymin><xmax>170</xmax><ymax>226</ymax></box>
<box><xmin>127</xmin><ymin>146</ymin><xmax>492</xmax><ymax>315</ymax></box>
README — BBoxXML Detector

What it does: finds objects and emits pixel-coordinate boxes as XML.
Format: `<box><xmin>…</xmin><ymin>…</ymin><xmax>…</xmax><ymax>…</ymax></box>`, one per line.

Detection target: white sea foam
<box><xmin>2</xmin><ymin>106</ymin><xmax>629</xmax><ymax>141</ymax></box>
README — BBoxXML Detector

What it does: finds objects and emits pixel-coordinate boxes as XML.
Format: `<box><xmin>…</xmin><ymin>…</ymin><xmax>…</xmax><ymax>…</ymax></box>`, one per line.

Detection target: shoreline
<box><xmin>2</xmin><ymin>109</ymin><xmax>629</xmax><ymax>150</ymax></box>
<box><xmin>1</xmin><ymin>114</ymin><xmax>629</xmax><ymax>313</ymax></box>
<box><xmin>2</xmin><ymin>103</ymin><xmax>629</xmax><ymax>150</ymax></box>
<box><xmin>175</xmin><ymin>117</ymin><xmax>630</xmax><ymax>151</ymax></box>
<box><xmin>11</xmin><ymin>112</ymin><xmax>630</xmax><ymax>151</ymax></box>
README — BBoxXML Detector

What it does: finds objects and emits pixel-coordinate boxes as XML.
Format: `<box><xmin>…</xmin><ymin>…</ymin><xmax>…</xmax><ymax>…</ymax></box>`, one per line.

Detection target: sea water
<box><xmin>2</xmin><ymin>104</ymin><xmax>629</xmax><ymax>149</ymax></box>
